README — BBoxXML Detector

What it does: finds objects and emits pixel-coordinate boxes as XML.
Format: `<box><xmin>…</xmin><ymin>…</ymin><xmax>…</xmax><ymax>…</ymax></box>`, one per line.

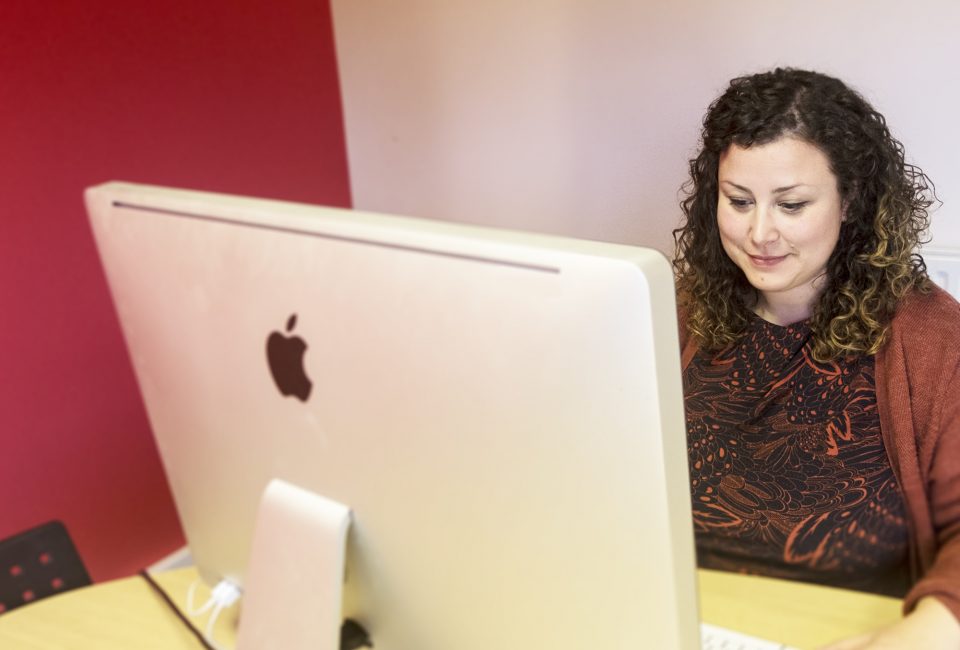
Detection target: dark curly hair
<box><xmin>673</xmin><ymin>67</ymin><xmax>935</xmax><ymax>361</ymax></box>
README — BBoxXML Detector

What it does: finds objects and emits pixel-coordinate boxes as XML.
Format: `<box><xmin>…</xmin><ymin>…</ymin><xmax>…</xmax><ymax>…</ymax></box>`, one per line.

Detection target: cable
<box><xmin>141</xmin><ymin>568</ymin><xmax>371</xmax><ymax>650</ymax></box>
<box><xmin>138</xmin><ymin>569</ymin><xmax>217</xmax><ymax>650</ymax></box>
<box><xmin>204</xmin><ymin>580</ymin><xmax>241</xmax><ymax>642</ymax></box>
<box><xmin>186</xmin><ymin>578</ymin><xmax>215</xmax><ymax>617</ymax></box>
<box><xmin>139</xmin><ymin>569</ymin><xmax>241</xmax><ymax>650</ymax></box>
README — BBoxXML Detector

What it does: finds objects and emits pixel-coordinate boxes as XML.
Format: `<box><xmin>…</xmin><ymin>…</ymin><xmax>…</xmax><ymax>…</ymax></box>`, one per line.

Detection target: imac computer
<box><xmin>86</xmin><ymin>182</ymin><xmax>699</xmax><ymax>649</ymax></box>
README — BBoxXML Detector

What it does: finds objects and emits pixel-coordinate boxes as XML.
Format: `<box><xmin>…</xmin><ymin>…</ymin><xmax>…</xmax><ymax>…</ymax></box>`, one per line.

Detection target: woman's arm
<box><xmin>903</xmin><ymin>350</ymin><xmax>960</xmax><ymax>622</ymax></box>
<box><xmin>822</xmin><ymin>297</ymin><xmax>960</xmax><ymax>649</ymax></box>
<box><xmin>817</xmin><ymin>596</ymin><xmax>960</xmax><ymax>650</ymax></box>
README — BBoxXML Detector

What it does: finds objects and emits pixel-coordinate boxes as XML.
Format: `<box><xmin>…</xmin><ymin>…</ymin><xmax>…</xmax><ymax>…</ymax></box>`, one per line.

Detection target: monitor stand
<box><xmin>235</xmin><ymin>479</ymin><xmax>353</xmax><ymax>650</ymax></box>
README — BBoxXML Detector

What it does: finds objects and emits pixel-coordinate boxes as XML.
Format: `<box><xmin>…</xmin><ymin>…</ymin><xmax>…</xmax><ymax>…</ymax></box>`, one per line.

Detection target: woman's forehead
<box><xmin>718</xmin><ymin>138</ymin><xmax>837</xmax><ymax>190</ymax></box>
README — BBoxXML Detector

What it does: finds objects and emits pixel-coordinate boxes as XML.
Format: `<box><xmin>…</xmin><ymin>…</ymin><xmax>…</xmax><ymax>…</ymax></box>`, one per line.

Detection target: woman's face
<box><xmin>716</xmin><ymin>136</ymin><xmax>845</xmax><ymax>324</ymax></box>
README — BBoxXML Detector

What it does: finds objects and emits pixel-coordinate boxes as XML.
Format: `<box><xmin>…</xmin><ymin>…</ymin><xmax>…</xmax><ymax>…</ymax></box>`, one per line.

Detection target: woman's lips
<box><xmin>748</xmin><ymin>254</ymin><xmax>787</xmax><ymax>268</ymax></box>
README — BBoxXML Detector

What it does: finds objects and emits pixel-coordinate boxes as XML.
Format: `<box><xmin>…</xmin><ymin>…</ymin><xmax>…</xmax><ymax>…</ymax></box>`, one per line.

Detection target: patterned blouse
<box><xmin>683</xmin><ymin>314</ymin><xmax>910</xmax><ymax>596</ymax></box>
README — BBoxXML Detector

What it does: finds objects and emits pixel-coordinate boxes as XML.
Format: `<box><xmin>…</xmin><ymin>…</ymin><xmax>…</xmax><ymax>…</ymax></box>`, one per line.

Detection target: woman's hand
<box><xmin>817</xmin><ymin>597</ymin><xmax>960</xmax><ymax>650</ymax></box>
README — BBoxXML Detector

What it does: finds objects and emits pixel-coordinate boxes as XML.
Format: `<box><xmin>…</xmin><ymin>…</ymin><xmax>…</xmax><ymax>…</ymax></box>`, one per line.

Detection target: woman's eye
<box><xmin>727</xmin><ymin>197</ymin><xmax>752</xmax><ymax>210</ymax></box>
<box><xmin>780</xmin><ymin>201</ymin><xmax>808</xmax><ymax>213</ymax></box>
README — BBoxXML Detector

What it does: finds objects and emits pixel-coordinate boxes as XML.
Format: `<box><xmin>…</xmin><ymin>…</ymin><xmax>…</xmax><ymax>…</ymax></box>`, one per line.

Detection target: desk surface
<box><xmin>0</xmin><ymin>567</ymin><xmax>902</xmax><ymax>649</ymax></box>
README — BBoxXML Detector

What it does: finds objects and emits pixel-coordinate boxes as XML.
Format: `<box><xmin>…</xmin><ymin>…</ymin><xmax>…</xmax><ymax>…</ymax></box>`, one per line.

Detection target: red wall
<box><xmin>0</xmin><ymin>1</ymin><xmax>351</xmax><ymax>582</ymax></box>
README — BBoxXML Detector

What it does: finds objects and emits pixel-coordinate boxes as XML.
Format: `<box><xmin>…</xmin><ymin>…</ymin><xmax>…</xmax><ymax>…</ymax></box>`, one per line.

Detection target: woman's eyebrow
<box><xmin>772</xmin><ymin>184</ymin><xmax>806</xmax><ymax>194</ymax></box>
<box><xmin>720</xmin><ymin>180</ymin><xmax>809</xmax><ymax>194</ymax></box>
<box><xmin>720</xmin><ymin>180</ymin><xmax>753</xmax><ymax>194</ymax></box>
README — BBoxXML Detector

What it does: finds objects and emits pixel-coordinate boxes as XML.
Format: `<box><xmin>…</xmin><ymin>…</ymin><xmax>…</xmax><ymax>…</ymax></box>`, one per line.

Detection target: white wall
<box><xmin>330</xmin><ymin>0</ymin><xmax>960</xmax><ymax>256</ymax></box>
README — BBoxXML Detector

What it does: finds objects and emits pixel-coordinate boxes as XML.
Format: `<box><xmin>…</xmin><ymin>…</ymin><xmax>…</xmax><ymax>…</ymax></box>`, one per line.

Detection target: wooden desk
<box><xmin>0</xmin><ymin>567</ymin><xmax>901</xmax><ymax>649</ymax></box>
<box><xmin>698</xmin><ymin>569</ymin><xmax>901</xmax><ymax>647</ymax></box>
<box><xmin>0</xmin><ymin>568</ymin><xmax>240</xmax><ymax>650</ymax></box>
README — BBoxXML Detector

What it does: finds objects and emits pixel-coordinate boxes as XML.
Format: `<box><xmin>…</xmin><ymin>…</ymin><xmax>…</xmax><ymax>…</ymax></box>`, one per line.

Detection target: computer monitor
<box><xmin>86</xmin><ymin>181</ymin><xmax>699</xmax><ymax>649</ymax></box>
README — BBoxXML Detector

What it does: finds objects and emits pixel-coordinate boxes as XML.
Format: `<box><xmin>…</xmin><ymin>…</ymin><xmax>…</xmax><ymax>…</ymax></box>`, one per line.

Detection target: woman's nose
<box><xmin>749</xmin><ymin>208</ymin><xmax>779</xmax><ymax>246</ymax></box>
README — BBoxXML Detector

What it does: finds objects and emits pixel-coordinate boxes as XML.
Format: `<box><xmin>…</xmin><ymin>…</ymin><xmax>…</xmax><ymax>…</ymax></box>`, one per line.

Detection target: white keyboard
<box><xmin>701</xmin><ymin>623</ymin><xmax>798</xmax><ymax>650</ymax></box>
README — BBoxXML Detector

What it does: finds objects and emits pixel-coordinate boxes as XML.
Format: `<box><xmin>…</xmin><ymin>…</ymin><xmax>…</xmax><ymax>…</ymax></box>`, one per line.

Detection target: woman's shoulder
<box><xmin>886</xmin><ymin>285</ymin><xmax>960</xmax><ymax>366</ymax></box>
<box><xmin>892</xmin><ymin>284</ymin><xmax>960</xmax><ymax>336</ymax></box>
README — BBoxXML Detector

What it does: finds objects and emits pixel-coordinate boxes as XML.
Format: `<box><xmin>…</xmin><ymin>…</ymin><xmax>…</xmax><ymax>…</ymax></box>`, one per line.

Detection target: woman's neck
<box><xmin>753</xmin><ymin>294</ymin><xmax>814</xmax><ymax>326</ymax></box>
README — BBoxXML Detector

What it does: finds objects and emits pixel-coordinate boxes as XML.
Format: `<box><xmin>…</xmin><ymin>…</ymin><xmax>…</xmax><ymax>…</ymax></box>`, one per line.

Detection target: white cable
<box><xmin>205</xmin><ymin>600</ymin><xmax>226</xmax><ymax>641</ymax></box>
<box><xmin>184</xmin><ymin>578</ymin><xmax>242</xmax><ymax>650</ymax></box>
<box><xmin>205</xmin><ymin>580</ymin><xmax>242</xmax><ymax>643</ymax></box>
<box><xmin>186</xmin><ymin>579</ymin><xmax>216</xmax><ymax>617</ymax></box>
<box><xmin>211</xmin><ymin>580</ymin><xmax>242</xmax><ymax>608</ymax></box>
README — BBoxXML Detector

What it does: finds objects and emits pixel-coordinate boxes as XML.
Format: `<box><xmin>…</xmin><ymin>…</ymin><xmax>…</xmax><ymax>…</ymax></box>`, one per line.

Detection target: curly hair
<box><xmin>673</xmin><ymin>67</ymin><xmax>935</xmax><ymax>361</ymax></box>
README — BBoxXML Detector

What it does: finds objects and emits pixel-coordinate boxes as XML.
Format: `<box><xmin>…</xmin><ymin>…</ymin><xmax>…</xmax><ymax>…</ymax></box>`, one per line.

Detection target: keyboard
<box><xmin>701</xmin><ymin>622</ymin><xmax>798</xmax><ymax>650</ymax></box>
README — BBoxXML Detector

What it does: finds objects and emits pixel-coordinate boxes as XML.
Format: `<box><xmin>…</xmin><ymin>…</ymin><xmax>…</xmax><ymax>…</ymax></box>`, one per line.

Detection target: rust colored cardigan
<box><xmin>679</xmin><ymin>285</ymin><xmax>960</xmax><ymax>621</ymax></box>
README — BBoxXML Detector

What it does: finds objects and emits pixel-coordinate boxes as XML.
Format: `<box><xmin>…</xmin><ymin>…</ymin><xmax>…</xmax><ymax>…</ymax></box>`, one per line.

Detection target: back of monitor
<box><xmin>86</xmin><ymin>181</ymin><xmax>698</xmax><ymax>650</ymax></box>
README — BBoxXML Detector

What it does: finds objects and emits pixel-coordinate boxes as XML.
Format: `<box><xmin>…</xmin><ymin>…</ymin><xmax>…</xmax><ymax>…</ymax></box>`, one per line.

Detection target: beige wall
<box><xmin>331</xmin><ymin>1</ymin><xmax>960</xmax><ymax>255</ymax></box>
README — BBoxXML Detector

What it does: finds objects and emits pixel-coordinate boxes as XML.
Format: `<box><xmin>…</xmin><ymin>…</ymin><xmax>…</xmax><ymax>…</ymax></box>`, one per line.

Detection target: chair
<box><xmin>0</xmin><ymin>521</ymin><xmax>91</xmax><ymax>614</ymax></box>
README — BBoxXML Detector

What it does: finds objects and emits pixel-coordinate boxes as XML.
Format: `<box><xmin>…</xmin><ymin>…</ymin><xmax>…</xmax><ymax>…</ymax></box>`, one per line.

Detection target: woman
<box><xmin>673</xmin><ymin>68</ymin><xmax>960</xmax><ymax>649</ymax></box>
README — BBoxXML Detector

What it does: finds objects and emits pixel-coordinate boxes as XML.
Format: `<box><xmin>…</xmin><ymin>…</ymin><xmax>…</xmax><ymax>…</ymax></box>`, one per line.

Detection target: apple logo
<box><xmin>266</xmin><ymin>314</ymin><xmax>312</xmax><ymax>402</ymax></box>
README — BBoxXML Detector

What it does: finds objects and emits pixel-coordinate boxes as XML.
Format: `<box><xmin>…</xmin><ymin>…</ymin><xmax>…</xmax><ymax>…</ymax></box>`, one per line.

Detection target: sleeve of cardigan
<box><xmin>903</xmin><ymin>356</ymin><xmax>960</xmax><ymax>622</ymax></box>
